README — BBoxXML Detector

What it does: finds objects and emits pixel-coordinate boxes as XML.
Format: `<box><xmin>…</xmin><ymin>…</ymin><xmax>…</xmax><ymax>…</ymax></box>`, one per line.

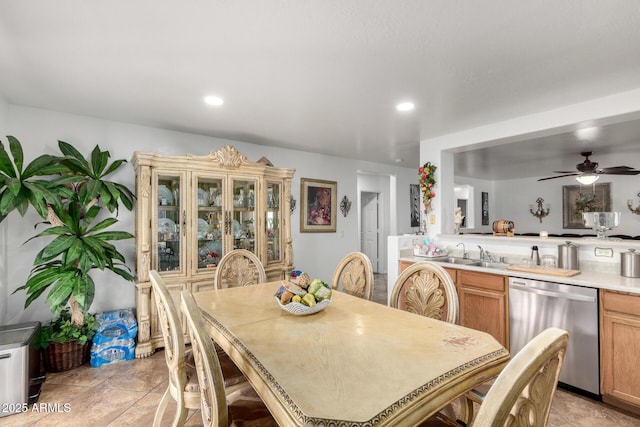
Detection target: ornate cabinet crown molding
<box><xmin>209</xmin><ymin>145</ymin><xmax>248</xmax><ymax>168</ymax></box>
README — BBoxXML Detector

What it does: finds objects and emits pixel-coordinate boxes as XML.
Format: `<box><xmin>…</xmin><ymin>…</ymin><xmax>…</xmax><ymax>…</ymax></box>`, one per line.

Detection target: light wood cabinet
<box><xmin>398</xmin><ymin>261</ymin><xmax>508</xmax><ymax>349</ymax></box>
<box><xmin>132</xmin><ymin>146</ymin><xmax>295</xmax><ymax>357</ymax></box>
<box><xmin>600</xmin><ymin>290</ymin><xmax>640</xmax><ymax>415</ymax></box>
<box><xmin>457</xmin><ymin>270</ymin><xmax>509</xmax><ymax>349</ymax></box>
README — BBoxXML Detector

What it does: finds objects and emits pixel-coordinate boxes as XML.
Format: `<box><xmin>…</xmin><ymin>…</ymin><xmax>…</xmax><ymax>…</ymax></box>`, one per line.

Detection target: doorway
<box><xmin>360</xmin><ymin>191</ymin><xmax>380</xmax><ymax>272</ymax></box>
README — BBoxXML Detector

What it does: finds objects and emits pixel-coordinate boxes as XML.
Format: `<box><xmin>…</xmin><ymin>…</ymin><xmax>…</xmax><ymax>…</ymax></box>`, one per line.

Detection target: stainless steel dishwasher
<box><xmin>509</xmin><ymin>277</ymin><xmax>599</xmax><ymax>397</ymax></box>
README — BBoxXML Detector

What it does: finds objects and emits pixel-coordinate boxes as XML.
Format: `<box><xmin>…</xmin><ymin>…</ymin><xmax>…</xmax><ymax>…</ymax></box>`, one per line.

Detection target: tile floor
<box><xmin>2</xmin><ymin>274</ymin><xmax>639</xmax><ymax>426</ymax></box>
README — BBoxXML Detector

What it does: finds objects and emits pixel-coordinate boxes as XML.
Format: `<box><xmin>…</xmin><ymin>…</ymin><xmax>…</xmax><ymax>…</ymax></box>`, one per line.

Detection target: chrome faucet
<box><xmin>477</xmin><ymin>245</ymin><xmax>494</xmax><ymax>262</ymax></box>
<box><xmin>457</xmin><ymin>242</ymin><xmax>468</xmax><ymax>259</ymax></box>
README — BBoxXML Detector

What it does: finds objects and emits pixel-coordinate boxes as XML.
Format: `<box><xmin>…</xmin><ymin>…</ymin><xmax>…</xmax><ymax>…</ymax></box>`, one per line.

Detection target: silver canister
<box><xmin>621</xmin><ymin>249</ymin><xmax>640</xmax><ymax>278</ymax></box>
<box><xmin>558</xmin><ymin>241</ymin><xmax>579</xmax><ymax>270</ymax></box>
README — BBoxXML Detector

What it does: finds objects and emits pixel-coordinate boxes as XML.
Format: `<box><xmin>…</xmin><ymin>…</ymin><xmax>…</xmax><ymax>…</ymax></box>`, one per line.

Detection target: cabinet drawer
<box><xmin>400</xmin><ymin>261</ymin><xmax>414</xmax><ymax>272</ymax></box>
<box><xmin>444</xmin><ymin>267</ymin><xmax>457</xmax><ymax>282</ymax></box>
<box><xmin>458</xmin><ymin>270</ymin><xmax>505</xmax><ymax>292</ymax></box>
<box><xmin>602</xmin><ymin>290</ymin><xmax>640</xmax><ymax>317</ymax></box>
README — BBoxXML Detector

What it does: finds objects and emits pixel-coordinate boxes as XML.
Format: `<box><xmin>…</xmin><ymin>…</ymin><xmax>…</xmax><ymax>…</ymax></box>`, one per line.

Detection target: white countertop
<box><xmin>400</xmin><ymin>255</ymin><xmax>640</xmax><ymax>294</ymax></box>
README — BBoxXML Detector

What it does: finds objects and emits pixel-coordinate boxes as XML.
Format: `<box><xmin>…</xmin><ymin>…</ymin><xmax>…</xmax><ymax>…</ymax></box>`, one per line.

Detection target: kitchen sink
<box><xmin>475</xmin><ymin>261</ymin><xmax>510</xmax><ymax>270</ymax></box>
<box><xmin>427</xmin><ymin>257</ymin><xmax>510</xmax><ymax>269</ymax></box>
<box><xmin>428</xmin><ymin>256</ymin><xmax>481</xmax><ymax>265</ymax></box>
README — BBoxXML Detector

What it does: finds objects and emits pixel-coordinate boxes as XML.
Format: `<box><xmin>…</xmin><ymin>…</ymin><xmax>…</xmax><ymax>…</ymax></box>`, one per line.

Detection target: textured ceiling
<box><xmin>1</xmin><ymin>1</ymin><xmax>640</xmax><ymax>173</ymax></box>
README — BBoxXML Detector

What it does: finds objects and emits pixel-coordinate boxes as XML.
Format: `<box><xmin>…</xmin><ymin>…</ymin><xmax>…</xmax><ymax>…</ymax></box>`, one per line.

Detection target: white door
<box><xmin>361</xmin><ymin>192</ymin><xmax>379</xmax><ymax>272</ymax></box>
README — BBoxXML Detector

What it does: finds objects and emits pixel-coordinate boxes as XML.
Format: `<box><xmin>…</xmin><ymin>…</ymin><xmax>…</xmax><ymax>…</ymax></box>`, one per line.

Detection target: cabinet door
<box><xmin>458</xmin><ymin>271</ymin><xmax>508</xmax><ymax>349</ymax></box>
<box><xmin>193</xmin><ymin>174</ymin><xmax>225</xmax><ymax>272</ymax></box>
<box><xmin>154</xmin><ymin>171</ymin><xmax>186</xmax><ymax>275</ymax></box>
<box><xmin>265</xmin><ymin>180</ymin><xmax>282</xmax><ymax>264</ymax></box>
<box><xmin>230</xmin><ymin>177</ymin><xmax>257</xmax><ymax>254</ymax></box>
<box><xmin>601</xmin><ymin>291</ymin><xmax>640</xmax><ymax>408</ymax></box>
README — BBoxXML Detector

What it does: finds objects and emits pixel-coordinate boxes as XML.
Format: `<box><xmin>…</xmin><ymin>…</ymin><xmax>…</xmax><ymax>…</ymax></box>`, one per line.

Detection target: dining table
<box><xmin>193</xmin><ymin>281</ymin><xmax>510</xmax><ymax>426</ymax></box>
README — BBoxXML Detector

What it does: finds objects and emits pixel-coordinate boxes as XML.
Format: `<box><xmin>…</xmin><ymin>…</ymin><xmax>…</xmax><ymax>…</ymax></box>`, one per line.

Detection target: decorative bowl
<box><xmin>275</xmin><ymin>297</ymin><xmax>331</xmax><ymax>316</ymax></box>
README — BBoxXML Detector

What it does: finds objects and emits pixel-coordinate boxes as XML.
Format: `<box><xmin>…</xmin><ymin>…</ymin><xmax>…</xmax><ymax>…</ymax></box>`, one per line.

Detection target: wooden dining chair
<box><xmin>215</xmin><ymin>249</ymin><xmax>266</xmax><ymax>289</ymax></box>
<box><xmin>390</xmin><ymin>261</ymin><xmax>459</xmax><ymax>324</ymax></box>
<box><xmin>149</xmin><ymin>270</ymin><xmax>247</xmax><ymax>427</ymax></box>
<box><xmin>424</xmin><ymin>327</ymin><xmax>569</xmax><ymax>427</ymax></box>
<box><xmin>180</xmin><ymin>291</ymin><xmax>277</xmax><ymax>427</ymax></box>
<box><xmin>331</xmin><ymin>251</ymin><xmax>374</xmax><ymax>300</ymax></box>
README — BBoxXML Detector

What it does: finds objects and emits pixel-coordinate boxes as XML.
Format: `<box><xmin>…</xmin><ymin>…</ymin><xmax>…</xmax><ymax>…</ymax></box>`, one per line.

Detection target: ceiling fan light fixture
<box><xmin>576</xmin><ymin>174</ymin><xmax>600</xmax><ymax>185</ymax></box>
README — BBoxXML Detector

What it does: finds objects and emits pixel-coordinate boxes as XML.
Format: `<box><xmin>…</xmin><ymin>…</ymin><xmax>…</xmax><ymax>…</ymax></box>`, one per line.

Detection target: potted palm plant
<box><xmin>0</xmin><ymin>136</ymin><xmax>135</xmax><ymax>371</ymax></box>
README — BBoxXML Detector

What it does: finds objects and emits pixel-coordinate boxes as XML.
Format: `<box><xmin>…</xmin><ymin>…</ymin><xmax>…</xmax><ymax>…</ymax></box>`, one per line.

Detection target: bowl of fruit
<box><xmin>274</xmin><ymin>272</ymin><xmax>332</xmax><ymax>315</ymax></box>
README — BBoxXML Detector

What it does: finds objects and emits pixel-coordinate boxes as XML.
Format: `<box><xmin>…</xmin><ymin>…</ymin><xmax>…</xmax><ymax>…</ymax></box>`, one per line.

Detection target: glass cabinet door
<box><xmin>156</xmin><ymin>174</ymin><xmax>182</xmax><ymax>272</ymax></box>
<box><xmin>231</xmin><ymin>178</ymin><xmax>256</xmax><ymax>253</ymax></box>
<box><xmin>195</xmin><ymin>177</ymin><xmax>224</xmax><ymax>270</ymax></box>
<box><xmin>266</xmin><ymin>181</ymin><xmax>281</xmax><ymax>263</ymax></box>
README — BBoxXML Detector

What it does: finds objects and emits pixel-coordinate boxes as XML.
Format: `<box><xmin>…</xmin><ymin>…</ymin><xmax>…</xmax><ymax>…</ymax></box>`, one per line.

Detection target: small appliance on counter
<box><xmin>558</xmin><ymin>241</ymin><xmax>580</xmax><ymax>270</ymax></box>
<box><xmin>0</xmin><ymin>322</ymin><xmax>45</xmax><ymax>416</ymax></box>
<box><xmin>621</xmin><ymin>249</ymin><xmax>640</xmax><ymax>278</ymax></box>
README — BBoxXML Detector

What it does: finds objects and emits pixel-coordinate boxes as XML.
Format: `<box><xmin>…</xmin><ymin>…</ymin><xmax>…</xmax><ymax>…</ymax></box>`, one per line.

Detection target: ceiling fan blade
<box><xmin>552</xmin><ymin>170</ymin><xmax>579</xmax><ymax>174</ymax></box>
<box><xmin>598</xmin><ymin>166</ymin><xmax>638</xmax><ymax>173</ymax></box>
<box><xmin>600</xmin><ymin>169</ymin><xmax>640</xmax><ymax>175</ymax></box>
<box><xmin>537</xmin><ymin>173</ymin><xmax>579</xmax><ymax>181</ymax></box>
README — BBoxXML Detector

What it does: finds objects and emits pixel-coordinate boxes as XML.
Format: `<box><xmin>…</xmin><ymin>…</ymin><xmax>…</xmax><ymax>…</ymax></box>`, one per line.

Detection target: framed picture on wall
<box><xmin>482</xmin><ymin>192</ymin><xmax>489</xmax><ymax>225</ymax></box>
<box><xmin>300</xmin><ymin>178</ymin><xmax>337</xmax><ymax>232</ymax></box>
<box><xmin>562</xmin><ymin>182</ymin><xmax>611</xmax><ymax>229</ymax></box>
<box><xmin>410</xmin><ymin>184</ymin><xmax>420</xmax><ymax>227</ymax></box>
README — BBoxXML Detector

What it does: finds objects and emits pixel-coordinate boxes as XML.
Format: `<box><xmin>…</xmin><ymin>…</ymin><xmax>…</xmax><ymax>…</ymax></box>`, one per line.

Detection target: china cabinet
<box><xmin>132</xmin><ymin>146</ymin><xmax>295</xmax><ymax>357</ymax></box>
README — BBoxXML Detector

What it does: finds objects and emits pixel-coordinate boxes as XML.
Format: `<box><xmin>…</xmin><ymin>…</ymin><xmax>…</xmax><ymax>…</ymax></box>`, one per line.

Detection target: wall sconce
<box><xmin>290</xmin><ymin>195</ymin><xmax>297</xmax><ymax>215</ymax></box>
<box><xmin>340</xmin><ymin>195</ymin><xmax>352</xmax><ymax>217</ymax></box>
<box><xmin>529</xmin><ymin>197</ymin><xmax>550</xmax><ymax>223</ymax></box>
<box><xmin>628</xmin><ymin>193</ymin><xmax>640</xmax><ymax>215</ymax></box>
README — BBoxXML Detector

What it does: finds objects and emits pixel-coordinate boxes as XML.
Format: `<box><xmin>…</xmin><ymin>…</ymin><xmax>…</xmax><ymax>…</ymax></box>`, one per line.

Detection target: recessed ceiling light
<box><xmin>396</xmin><ymin>102</ymin><xmax>414</xmax><ymax>112</ymax></box>
<box><xmin>574</xmin><ymin>126</ymin><xmax>600</xmax><ymax>141</ymax></box>
<box><xmin>204</xmin><ymin>95</ymin><xmax>224</xmax><ymax>106</ymax></box>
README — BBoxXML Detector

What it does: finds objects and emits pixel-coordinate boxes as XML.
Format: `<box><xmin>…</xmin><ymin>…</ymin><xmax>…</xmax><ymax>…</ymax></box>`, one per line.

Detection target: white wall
<box><xmin>493</xmin><ymin>169</ymin><xmax>640</xmax><ymax>236</ymax></box>
<box><xmin>422</xmin><ymin>88</ymin><xmax>640</xmax><ymax>237</ymax></box>
<box><xmin>0</xmin><ymin>96</ymin><xmax>7</xmax><ymax>324</ymax></box>
<box><xmin>1</xmin><ymin>104</ymin><xmax>416</xmax><ymax>325</ymax></box>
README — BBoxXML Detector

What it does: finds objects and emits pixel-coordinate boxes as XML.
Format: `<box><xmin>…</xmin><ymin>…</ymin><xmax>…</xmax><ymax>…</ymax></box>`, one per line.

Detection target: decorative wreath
<box><xmin>418</xmin><ymin>161</ymin><xmax>437</xmax><ymax>207</ymax></box>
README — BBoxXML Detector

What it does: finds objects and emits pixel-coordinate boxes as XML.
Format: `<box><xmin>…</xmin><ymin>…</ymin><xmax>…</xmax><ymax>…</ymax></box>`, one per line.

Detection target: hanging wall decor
<box><xmin>482</xmin><ymin>192</ymin><xmax>489</xmax><ymax>225</ymax></box>
<box><xmin>562</xmin><ymin>182</ymin><xmax>611</xmax><ymax>229</ymax></box>
<box><xmin>300</xmin><ymin>178</ymin><xmax>337</xmax><ymax>233</ymax></box>
<box><xmin>410</xmin><ymin>184</ymin><xmax>420</xmax><ymax>227</ymax></box>
<box><xmin>340</xmin><ymin>195</ymin><xmax>352</xmax><ymax>217</ymax></box>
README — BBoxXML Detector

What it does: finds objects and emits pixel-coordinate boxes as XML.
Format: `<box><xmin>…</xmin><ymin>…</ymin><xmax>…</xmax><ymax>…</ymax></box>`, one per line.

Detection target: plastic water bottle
<box><xmin>90</xmin><ymin>339</ymin><xmax>136</xmax><ymax>367</ymax></box>
<box><xmin>90</xmin><ymin>308</ymin><xmax>138</xmax><ymax>367</ymax></box>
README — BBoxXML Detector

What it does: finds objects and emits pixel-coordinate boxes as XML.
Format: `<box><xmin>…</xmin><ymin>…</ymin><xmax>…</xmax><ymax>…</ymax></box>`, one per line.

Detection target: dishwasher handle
<box><xmin>509</xmin><ymin>281</ymin><xmax>596</xmax><ymax>302</ymax></box>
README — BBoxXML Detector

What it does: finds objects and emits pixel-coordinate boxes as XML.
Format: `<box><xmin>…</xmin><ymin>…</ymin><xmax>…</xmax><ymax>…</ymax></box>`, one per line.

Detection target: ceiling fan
<box><xmin>537</xmin><ymin>151</ymin><xmax>640</xmax><ymax>182</ymax></box>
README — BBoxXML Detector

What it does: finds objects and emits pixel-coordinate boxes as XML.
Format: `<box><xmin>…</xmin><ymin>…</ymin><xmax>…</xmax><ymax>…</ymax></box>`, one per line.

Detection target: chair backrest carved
<box><xmin>331</xmin><ymin>252</ymin><xmax>374</xmax><ymax>300</ymax></box>
<box><xmin>389</xmin><ymin>261</ymin><xmax>459</xmax><ymax>324</ymax></box>
<box><xmin>215</xmin><ymin>249</ymin><xmax>266</xmax><ymax>289</ymax></box>
<box><xmin>472</xmin><ymin>327</ymin><xmax>569</xmax><ymax>427</ymax></box>
<box><xmin>180</xmin><ymin>291</ymin><xmax>229</xmax><ymax>427</ymax></box>
<box><xmin>149</xmin><ymin>270</ymin><xmax>187</xmax><ymax>404</ymax></box>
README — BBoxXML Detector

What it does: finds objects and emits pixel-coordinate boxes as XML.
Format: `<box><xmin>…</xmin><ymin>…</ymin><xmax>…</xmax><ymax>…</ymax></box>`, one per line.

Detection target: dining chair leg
<box><xmin>153</xmin><ymin>388</ymin><xmax>171</xmax><ymax>427</ymax></box>
<box><xmin>153</xmin><ymin>386</ymin><xmax>189</xmax><ymax>427</ymax></box>
<box><xmin>171</xmin><ymin>395</ymin><xmax>189</xmax><ymax>427</ymax></box>
<box><xmin>457</xmin><ymin>396</ymin><xmax>475</xmax><ymax>425</ymax></box>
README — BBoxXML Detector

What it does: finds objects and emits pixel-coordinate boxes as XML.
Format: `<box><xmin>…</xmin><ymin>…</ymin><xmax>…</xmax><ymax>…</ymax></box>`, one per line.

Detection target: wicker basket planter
<box><xmin>43</xmin><ymin>340</ymin><xmax>91</xmax><ymax>372</ymax></box>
